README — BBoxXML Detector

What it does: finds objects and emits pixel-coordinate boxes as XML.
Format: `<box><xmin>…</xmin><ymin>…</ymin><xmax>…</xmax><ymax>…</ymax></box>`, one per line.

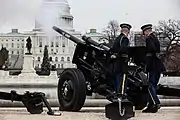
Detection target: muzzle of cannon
<box><xmin>53</xmin><ymin>26</ymin><xmax>85</xmax><ymax>44</ymax></box>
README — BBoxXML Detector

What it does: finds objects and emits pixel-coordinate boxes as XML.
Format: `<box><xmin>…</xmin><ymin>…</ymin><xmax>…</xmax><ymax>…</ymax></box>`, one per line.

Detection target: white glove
<box><xmin>111</xmin><ymin>54</ymin><xmax>116</xmax><ymax>59</ymax></box>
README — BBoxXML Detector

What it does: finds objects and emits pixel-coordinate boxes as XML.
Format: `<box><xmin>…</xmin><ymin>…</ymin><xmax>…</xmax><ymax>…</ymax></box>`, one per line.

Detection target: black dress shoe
<box><xmin>151</xmin><ymin>104</ymin><xmax>160</xmax><ymax>113</ymax></box>
<box><xmin>106</xmin><ymin>92</ymin><xmax>118</xmax><ymax>102</ymax></box>
<box><xmin>142</xmin><ymin>104</ymin><xmax>160</xmax><ymax>113</ymax></box>
<box><xmin>142</xmin><ymin>107</ymin><xmax>153</xmax><ymax>113</ymax></box>
<box><xmin>156</xmin><ymin>104</ymin><xmax>161</xmax><ymax>109</ymax></box>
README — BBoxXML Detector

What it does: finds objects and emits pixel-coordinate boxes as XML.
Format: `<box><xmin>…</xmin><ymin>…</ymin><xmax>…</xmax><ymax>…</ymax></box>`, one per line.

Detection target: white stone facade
<box><xmin>0</xmin><ymin>29</ymin><xmax>26</xmax><ymax>56</ymax></box>
<box><xmin>84</xmin><ymin>29</ymin><xmax>108</xmax><ymax>43</ymax></box>
<box><xmin>31</xmin><ymin>0</ymin><xmax>80</xmax><ymax>69</ymax></box>
<box><xmin>0</xmin><ymin>0</ymin><xmax>81</xmax><ymax>69</ymax></box>
<box><xmin>25</xmin><ymin>30</ymin><xmax>80</xmax><ymax>69</ymax></box>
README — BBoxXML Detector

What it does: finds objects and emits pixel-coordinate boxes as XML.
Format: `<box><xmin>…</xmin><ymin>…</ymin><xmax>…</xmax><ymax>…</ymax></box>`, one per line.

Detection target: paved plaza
<box><xmin>0</xmin><ymin>107</ymin><xmax>179</xmax><ymax>120</ymax></box>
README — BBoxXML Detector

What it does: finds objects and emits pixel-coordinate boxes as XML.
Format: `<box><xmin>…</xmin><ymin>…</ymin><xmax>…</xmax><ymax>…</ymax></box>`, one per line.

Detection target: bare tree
<box><xmin>101</xmin><ymin>20</ymin><xmax>120</xmax><ymax>47</ymax></box>
<box><xmin>165</xmin><ymin>43</ymin><xmax>180</xmax><ymax>73</ymax></box>
<box><xmin>155</xmin><ymin>19</ymin><xmax>180</xmax><ymax>56</ymax></box>
<box><xmin>155</xmin><ymin>19</ymin><xmax>180</xmax><ymax>74</ymax></box>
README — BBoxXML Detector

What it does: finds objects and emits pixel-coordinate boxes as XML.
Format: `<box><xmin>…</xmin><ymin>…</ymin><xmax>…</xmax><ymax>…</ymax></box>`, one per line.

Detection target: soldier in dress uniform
<box><xmin>110</xmin><ymin>23</ymin><xmax>132</xmax><ymax>100</ymax></box>
<box><xmin>141</xmin><ymin>24</ymin><xmax>166</xmax><ymax>113</ymax></box>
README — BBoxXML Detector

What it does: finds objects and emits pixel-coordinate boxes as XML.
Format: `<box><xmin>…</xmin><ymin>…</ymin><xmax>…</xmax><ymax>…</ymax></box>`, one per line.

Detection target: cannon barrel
<box><xmin>82</xmin><ymin>35</ymin><xmax>110</xmax><ymax>51</ymax></box>
<box><xmin>53</xmin><ymin>26</ymin><xmax>110</xmax><ymax>51</ymax></box>
<box><xmin>52</xmin><ymin>26</ymin><xmax>85</xmax><ymax>44</ymax></box>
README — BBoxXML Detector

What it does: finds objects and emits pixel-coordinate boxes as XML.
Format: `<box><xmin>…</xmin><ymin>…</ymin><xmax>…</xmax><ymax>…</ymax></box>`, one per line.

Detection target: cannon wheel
<box><xmin>58</xmin><ymin>68</ymin><xmax>86</xmax><ymax>111</ymax></box>
<box><xmin>134</xmin><ymin>72</ymin><xmax>148</xmax><ymax>110</ymax></box>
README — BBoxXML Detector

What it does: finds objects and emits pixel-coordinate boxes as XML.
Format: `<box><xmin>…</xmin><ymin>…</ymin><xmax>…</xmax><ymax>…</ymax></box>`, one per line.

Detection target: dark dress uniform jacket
<box><xmin>146</xmin><ymin>33</ymin><xmax>166</xmax><ymax>73</ymax></box>
<box><xmin>110</xmin><ymin>33</ymin><xmax>129</xmax><ymax>74</ymax></box>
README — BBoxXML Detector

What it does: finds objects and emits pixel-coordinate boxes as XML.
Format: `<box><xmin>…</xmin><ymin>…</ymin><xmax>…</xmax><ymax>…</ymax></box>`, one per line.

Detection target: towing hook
<box><xmin>118</xmin><ymin>98</ymin><xmax>125</xmax><ymax>116</ymax></box>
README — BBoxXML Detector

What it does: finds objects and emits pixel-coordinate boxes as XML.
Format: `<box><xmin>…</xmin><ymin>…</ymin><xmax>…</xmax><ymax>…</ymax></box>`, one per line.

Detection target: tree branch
<box><xmin>102</xmin><ymin>20</ymin><xmax>120</xmax><ymax>47</ymax></box>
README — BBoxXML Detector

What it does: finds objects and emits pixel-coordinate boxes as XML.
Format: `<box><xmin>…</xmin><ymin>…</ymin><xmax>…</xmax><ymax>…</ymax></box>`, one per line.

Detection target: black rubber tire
<box><xmin>58</xmin><ymin>68</ymin><xmax>86</xmax><ymax>111</ymax></box>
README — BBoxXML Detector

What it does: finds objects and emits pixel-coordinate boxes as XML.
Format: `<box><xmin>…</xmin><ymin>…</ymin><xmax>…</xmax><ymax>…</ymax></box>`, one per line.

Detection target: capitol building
<box><xmin>0</xmin><ymin>0</ymin><xmax>137</xmax><ymax>72</ymax></box>
<box><xmin>0</xmin><ymin>0</ymin><xmax>84</xmax><ymax>70</ymax></box>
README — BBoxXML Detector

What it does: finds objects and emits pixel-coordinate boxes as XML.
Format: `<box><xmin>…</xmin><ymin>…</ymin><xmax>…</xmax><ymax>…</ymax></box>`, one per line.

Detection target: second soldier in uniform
<box><xmin>141</xmin><ymin>24</ymin><xmax>166</xmax><ymax>113</ymax></box>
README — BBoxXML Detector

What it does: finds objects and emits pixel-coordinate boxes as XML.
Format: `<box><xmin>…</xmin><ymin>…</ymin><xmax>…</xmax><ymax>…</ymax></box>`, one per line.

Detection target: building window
<box><xmin>56</xmin><ymin>49</ymin><xmax>58</xmax><ymax>53</ymax></box>
<box><xmin>38</xmin><ymin>57</ymin><xmax>41</xmax><ymax>61</ymax></box>
<box><xmin>12</xmin><ymin>51</ymin><xmax>14</xmax><ymax>54</ymax></box>
<box><xmin>40</xmin><ymin>49</ymin><xmax>42</xmax><ymax>53</ymax></box>
<box><xmin>61</xmin><ymin>64</ymin><xmax>64</xmax><ymax>68</ymax></box>
<box><xmin>63</xmin><ymin>49</ymin><xmax>65</xmax><ymax>53</ymax></box>
<box><xmin>56</xmin><ymin>42</ymin><xmax>59</xmax><ymax>47</ymax></box>
<box><xmin>22</xmin><ymin>43</ymin><xmax>24</xmax><ymax>48</ymax></box>
<box><xmin>6</xmin><ymin>39</ymin><xmax>8</xmax><ymax>41</ymax></box>
<box><xmin>62</xmin><ymin>40</ymin><xmax>65</xmax><ymax>47</ymax></box>
<box><xmin>55</xmin><ymin>57</ymin><xmax>58</xmax><ymax>62</ymax></box>
<box><xmin>51</xmin><ymin>42</ymin><xmax>54</xmax><ymax>47</ymax></box>
<box><xmin>17</xmin><ymin>51</ymin><xmax>19</xmax><ymax>54</ymax></box>
<box><xmin>17</xmin><ymin>43</ymin><xmax>20</xmax><ymax>48</ymax></box>
<box><xmin>58</xmin><ymin>64</ymin><xmax>60</xmax><ymax>68</ymax></box>
<box><xmin>67</xmin><ymin>57</ymin><xmax>70</xmax><ymax>61</ymax></box>
<box><xmin>61</xmin><ymin>57</ymin><xmax>64</xmax><ymax>62</ymax></box>
<box><xmin>39</xmin><ymin>42</ymin><xmax>42</xmax><ymax>47</ymax></box>
<box><xmin>54</xmin><ymin>64</ymin><xmax>56</xmax><ymax>68</ymax></box>
<box><xmin>12</xmin><ymin>43</ymin><xmax>14</xmax><ymax>48</ymax></box>
<box><xmin>49</xmin><ymin>57</ymin><xmax>52</xmax><ymax>61</ymax></box>
<box><xmin>22</xmin><ymin>39</ymin><xmax>24</xmax><ymax>41</ymax></box>
<box><xmin>39</xmin><ymin>37</ymin><xmax>42</xmax><ymax>47</ymax></box>
<box><xmin>51</xmin><ymin>49</ymin><xmax>53</xmax><ymax>53</ymax></box>
<box><xmin>17</xmin><ymin>39</ymin><xmax>19</xmax><ymax>41</ymax></box>
<box><xmin>62</xmin><ymin>43</ymin><xmax>65</xmax><ymax>47</ymax></box>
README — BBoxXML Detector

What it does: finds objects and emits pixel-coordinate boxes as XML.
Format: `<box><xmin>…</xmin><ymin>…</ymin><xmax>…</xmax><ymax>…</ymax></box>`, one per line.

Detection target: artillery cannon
<box><xmin>53</xmin><ymin>26</ymin><xmax>180</xmax><ymax>120</ymax></box>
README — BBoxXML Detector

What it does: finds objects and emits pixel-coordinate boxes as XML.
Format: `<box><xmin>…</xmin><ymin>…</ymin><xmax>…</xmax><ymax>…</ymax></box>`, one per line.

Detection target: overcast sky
<box><xmin>0</xmin><ymin>0</ymin><xmax>179</xmax><ymax>34</ymax></box>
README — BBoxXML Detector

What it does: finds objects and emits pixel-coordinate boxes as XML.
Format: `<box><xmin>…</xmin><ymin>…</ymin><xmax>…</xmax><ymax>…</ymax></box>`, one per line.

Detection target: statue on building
<box><xmin>25</xmin><ymin>37</ymin><xmax>32</xmax><ymax>55</ymax></box>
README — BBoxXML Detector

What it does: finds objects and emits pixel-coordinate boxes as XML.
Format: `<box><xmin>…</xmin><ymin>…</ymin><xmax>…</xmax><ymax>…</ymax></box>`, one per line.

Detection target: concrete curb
<box><xmin>0</xmin><ymin>99</ymin><xmax>180</xmax><ymax>107</ymax></box>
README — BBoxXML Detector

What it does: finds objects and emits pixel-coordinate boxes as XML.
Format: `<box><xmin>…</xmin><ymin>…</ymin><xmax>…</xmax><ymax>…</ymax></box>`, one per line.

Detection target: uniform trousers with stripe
<box><xmin>114</xmin><ymin>73</ymin><xmax>127</xmax><ymax>95</ymax></box>
<box><xmin>147</xmin><ymin>71</ymin><xmax>161</xmax><ymax>107</ymax></box>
